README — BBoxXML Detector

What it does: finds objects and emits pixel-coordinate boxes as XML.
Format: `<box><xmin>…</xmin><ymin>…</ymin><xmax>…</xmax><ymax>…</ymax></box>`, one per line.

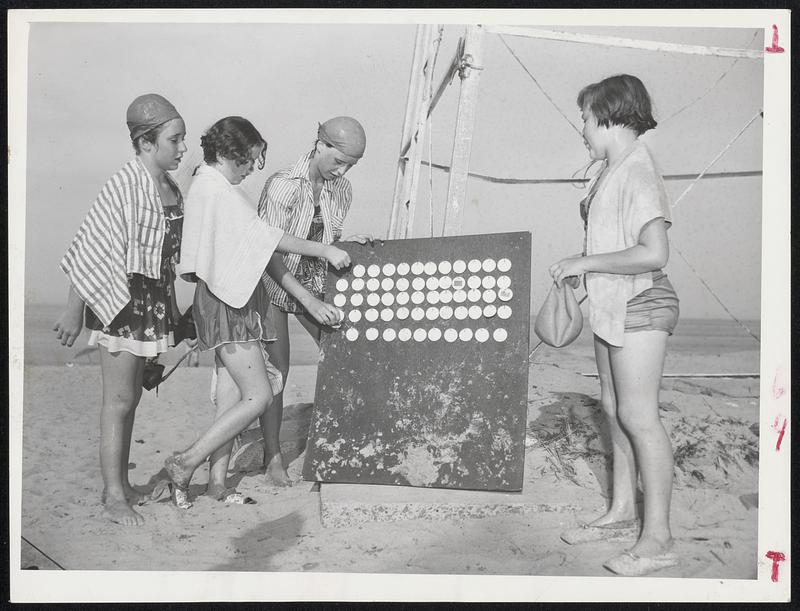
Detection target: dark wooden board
<box><xmin>302</xmin><ymin>231</ymin><xmax>531</xmax><ymax>491</ymax></box>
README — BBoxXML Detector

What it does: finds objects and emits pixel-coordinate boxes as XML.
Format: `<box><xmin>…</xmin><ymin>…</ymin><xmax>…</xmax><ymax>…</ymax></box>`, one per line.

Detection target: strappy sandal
<box><xmin>208</xmin><ymin>486</ymin><xmax>256</xmax><ymax>505</ymax></box>
<box><xmin>151</xmin><ymin>477</ymin><xmax>193</xmax><ymax>510</ymax></box>
<box><xmin>151</xmin><ymin>454</ymin><xmax>193</xmax><ymax>509</ymax></box>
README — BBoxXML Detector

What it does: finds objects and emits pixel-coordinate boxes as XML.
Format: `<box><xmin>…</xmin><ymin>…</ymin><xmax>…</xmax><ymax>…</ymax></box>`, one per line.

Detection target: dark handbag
<box><xmin>142</xmin><ymin>347</ymin><xmax>199</xmax><ymax>392</ymax></box>
<box><xmin>534</xmin><ymin>282</ymin><xmax>584</xmax><ymax>348</ymax></box>
<box><xmin>142</xmin><ymin>359</ymin><xmax>166</xmax><ymax>391</ymax></box>
<box><xmin>141</xmin><ymin>307</ymin><xmax>196</xmax><ymax>393</ymax></box>
<box><xmin>173</xmin><ymin>306</ymin><xmax>197</xmax><ymax>344</ymax></box>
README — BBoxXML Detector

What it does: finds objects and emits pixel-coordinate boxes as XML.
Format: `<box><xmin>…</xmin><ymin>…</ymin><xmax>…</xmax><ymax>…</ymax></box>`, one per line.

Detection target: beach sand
<box><xmin>19</xmin><ymin>305</ymin><xmax>760</xmax><ymax>577</ymax></box>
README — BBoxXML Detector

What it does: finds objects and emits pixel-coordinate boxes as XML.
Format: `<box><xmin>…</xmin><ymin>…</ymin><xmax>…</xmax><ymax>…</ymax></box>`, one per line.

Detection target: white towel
<box><xmin>178</xmin><ymin>164</ymin><xmax>284</xmax><ymax>308</ymax></box>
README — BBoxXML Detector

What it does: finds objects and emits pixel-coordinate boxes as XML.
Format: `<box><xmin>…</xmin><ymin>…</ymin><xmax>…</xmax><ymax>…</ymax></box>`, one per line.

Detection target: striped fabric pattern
<box><xmin>60</xmin><ymin>157</ymin><xmax>176</xmax><ymax>326</ymax></box>
<box><xmin>257</xmin><ymin>152</ymin><xmax>352</xmax><ymax>308</ymax></box>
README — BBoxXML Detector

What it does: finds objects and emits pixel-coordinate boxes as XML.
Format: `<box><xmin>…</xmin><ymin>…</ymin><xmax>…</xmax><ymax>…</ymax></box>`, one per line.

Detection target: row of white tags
<box><xmin>344</xmin><ymin>326</ymin><xmax>509</xmax><ymax>343</ymax></box>
<box><xmin>338</xmin><ymin>303</ymin><xmax>512</xmax><ymax>324</ymax></box>
<box><xmin>351</xmin><ymin>257</ymin><xmax>512</xmax><ymax>279</ymax></box>
<box><xmin>333</xmin><ymin>275</ymin><xmax>512</xmax><ymax>305</ymax></box>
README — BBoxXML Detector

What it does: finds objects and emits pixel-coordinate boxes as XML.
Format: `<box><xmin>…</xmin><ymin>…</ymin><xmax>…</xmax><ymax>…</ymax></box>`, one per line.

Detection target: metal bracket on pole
<box><xmin>442</xmin><ymin>25</ymin><xmax>485</xmax><ymax>237</ymax></box>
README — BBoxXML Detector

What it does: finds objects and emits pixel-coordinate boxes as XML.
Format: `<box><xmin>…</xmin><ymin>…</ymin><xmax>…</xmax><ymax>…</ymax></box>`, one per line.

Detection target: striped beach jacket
<box><xmin>60</xmin><ymin>157</ymin><xmax>179</xmax><ymax>326</ymax></box>
<box><xmin>257</xmin><ymin>153</ymin><xmax>352</xmax><ymax>309</ymax></box>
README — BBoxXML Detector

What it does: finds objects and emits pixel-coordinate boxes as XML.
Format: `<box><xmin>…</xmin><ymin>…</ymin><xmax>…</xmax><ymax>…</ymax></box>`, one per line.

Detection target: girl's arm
<box><xmin>550</xmin><ymin>219</ymin><xmax>669</xmax><ymax>287</ymax></box>
<box><xmin>53</xmin><ymin>285</ymin><xmax>85</xmax><ymax>347</ymax></box>
<box><xmin>274</xmin><ymin>233</ymin><xmax>351</xmax><ymax>270</ymax></box>
<box><xmin>260</xmin><ymin>175</ymin><xmax>352</xmax><ymax>269</ymax></box>
<box><xmin>265</xmin><ymin>254</ymin><xmax>341</xmax><ymax>326</ymax></box>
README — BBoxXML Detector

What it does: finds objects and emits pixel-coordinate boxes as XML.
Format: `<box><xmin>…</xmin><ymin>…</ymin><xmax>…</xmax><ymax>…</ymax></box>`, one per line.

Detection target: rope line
<box><xmin>21</xmin><ymin>535</ymin><xmax>66</xmax><ymax>570</ymax></box>
<box><xmin>498</xmin><ymin>34</ymin><xmax>582</xmax><ymax>137</ymax></box>
<box><xmin>421</xmin><ymin>160</ymin><xmax>761</xmax><ymax>186</ymax></box>
<box><xmin>479</xmin><ymin>29</ymin><xmax>761</xmax><ymax>353</ymax></box>
<box><xmin>662</xmin><ymin>31</ymin><xmax>760</xmax><ymax>124</ymax></box>
<box><xmin>671</xmin><ymin>109</ymin><xmax>763</xmax><ymax>209</ymax></box>
<box><xmin>671</xmin><ymin>242</ymin><xmax>761</xmax><ymax>344</ymax></box>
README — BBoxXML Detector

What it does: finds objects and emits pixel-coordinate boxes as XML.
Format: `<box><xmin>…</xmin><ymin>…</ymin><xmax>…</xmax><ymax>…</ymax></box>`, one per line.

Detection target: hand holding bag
<box><xmin>141</xmin><ymin>307</ymin><xmax>197</xmax><ymax>392</ymax></box>
<box><xmin>534</xmin><ymin>282</ymin><xmax>584</xmax><ymax>347</ymax></box>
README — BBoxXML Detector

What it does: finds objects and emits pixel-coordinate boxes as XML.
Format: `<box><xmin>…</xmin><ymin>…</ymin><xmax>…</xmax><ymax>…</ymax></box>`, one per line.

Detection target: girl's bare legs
<box><xmin>260</xmin><ymin>309</ymin><xmax>321</xmax><ymax>485</ymax></box>
<box><xmin>167</xmin><ymin>342</ymin><xmax>273</xmax><ymax>486</ymax></box>
<box><xmin>260</xmin><ymin>309</ymin><xmax>292</xmax><ymax>485</ymax></box>
<box><xmin>206</xmin><ymin>358</ymin><xmax>243</xmax><ymax>497</ymax></box>
<box><xmin>591</xmin><ymin>335</ymin><xmax>638</xmax><ymax>526</ymax></box>
<box><xmin>120</xmin><ymin>406</ymin><xmax>147</xmax><ymax>505</ymax></box>
<box><xmin>99</xmin><ymin>347</ymin><xmax>145</xmax><ymax>526</ymax></box>
<box><xmin>610</xmin><ymin>330</ymin><xmax>673</xmax><ymax>556</ymax></box>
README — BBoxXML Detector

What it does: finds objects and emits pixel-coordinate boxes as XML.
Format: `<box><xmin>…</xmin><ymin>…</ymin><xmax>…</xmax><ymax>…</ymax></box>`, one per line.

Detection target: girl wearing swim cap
<box><xmin>55</xmin><ymin>94</ymin><xmax>188</xmax><ymax>526</ymax></box>
<box><xmin>256</xmin><ymin>116</ymin><xmax>372</xmax><ymax>485</ymax></box>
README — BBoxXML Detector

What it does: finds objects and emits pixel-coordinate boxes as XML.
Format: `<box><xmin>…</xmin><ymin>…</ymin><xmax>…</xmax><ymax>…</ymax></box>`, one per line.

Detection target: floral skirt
<box><xmin>85</xmin><ymin>270</ymin><xmax>178</xmax><ymax>358</ymax></box>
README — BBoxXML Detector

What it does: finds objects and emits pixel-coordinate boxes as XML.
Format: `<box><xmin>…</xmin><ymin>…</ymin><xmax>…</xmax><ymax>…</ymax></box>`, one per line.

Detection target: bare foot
<box><xmin>628</xmin><ymin>535</ymin><xmax>674</xmax><ymax>557</ymax></box>
<box><xmin>103</xmin><ymin>497</ymin><xmax>145</xmax><ymax>526</ymax></box>
<box><xmin>102</xmin><ymin>487</ymin><xmax>147</xmax><ymax>507</ymax></box>
<box><xmin>123</xmin><ymin>484</ymin><xmax>149</xmax><ymax>506</ymax></box>
<box><xmin>265</xmin><ymin>453</ymin><xmax>292</xmax><ymax>487</ymax></box>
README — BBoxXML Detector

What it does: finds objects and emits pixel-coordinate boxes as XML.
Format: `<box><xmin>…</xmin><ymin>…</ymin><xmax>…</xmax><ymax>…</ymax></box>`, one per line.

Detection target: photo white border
<box><xmin>7</xmin><ymin>8</ymin><xmax>791</xmax><ymax>603</ymax></box>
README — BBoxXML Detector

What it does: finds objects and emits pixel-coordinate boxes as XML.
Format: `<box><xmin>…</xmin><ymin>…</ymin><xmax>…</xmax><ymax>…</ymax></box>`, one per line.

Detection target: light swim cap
<box><xmin>126</xmin><ymin>93</ymin><xmax>182</xmax><ymax>141</ymax></box>
<box><xmin>317</xmin><ymin>116</ymin><xmax>366</xmax><ymax>161</ymax></box>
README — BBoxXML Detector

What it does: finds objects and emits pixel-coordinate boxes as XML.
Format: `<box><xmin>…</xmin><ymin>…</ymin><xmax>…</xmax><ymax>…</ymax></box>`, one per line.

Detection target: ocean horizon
<box><xmin>22</xmin><ymin>302</ymin><xmax>761</xmax><ymax>369</ymax></box>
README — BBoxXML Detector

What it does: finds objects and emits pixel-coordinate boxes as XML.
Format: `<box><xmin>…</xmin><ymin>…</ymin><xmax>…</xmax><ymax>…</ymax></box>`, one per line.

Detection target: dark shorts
<box><xmin>624</xmin><ymin>271</ymin><xmax>679</xmax><ymax>335</ymax></box>
<box><xmin>193</xmin><ymin>279</ymin><xmax>277</xmax><ymax>352</ymax></box>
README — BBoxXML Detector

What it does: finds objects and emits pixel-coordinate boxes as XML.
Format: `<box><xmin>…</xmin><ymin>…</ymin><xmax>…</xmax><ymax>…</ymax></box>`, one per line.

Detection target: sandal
<box><xmin>208</xmin><ymin>486</ymin><xmax>256</xmax><ymax>505</ymax></box>
<box><xmin>150</xmin><ymin>454</ymin><xmax>194</xmax><ymax>510</ymax></box>
<box><xmin>603</xmin><ymin>549</ymin><xmax>680</xmax><ymax>576</ymax></box>
<box><xmin>151</xmin><ymin>478</ymin><xmax>193</xmax><ymax>510</ymax></box>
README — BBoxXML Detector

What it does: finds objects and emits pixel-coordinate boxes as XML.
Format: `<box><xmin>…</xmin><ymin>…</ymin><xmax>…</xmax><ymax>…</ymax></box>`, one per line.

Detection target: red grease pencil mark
<box><xmin>772</xmin><ymin>369</ymin><xmax>785</xmax><ymax>399</ymax></box>
<box><xmin>765</xmin><ymin>551</ymin><xmax>785</xmax><ymax>581</ymax></box>
<box><xmin>765</xmin><ymin>25</ymin><xmax>785</xmax><ymax>53</ymax></box>
<box><xmin>773</xmin><ymin>417</ymin><xmax>787</xmax><ymax>451</ymax></box>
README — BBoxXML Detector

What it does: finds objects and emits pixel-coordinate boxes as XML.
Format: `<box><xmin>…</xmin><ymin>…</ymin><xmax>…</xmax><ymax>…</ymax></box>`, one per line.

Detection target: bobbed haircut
<box><xmin>577</xmin><ymin>74</ymin><xmax>657</xmax><ymax>136</ymax></box>
<box><xmin>200</xmin><ymin>116</ymin><xmax>267</xmax><ymax>169</ymax></box>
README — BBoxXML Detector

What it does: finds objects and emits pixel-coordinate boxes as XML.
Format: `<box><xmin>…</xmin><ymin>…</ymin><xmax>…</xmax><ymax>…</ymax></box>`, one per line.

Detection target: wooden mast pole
<box><xmin>442</xmin><ymin>25</ymin><xmax>485</xmax><ymax>237</ymax></box>
<box><xmin>388</xmin><ymin>25</ymin><xmax>439</xmax><ymax>239</ymax></box>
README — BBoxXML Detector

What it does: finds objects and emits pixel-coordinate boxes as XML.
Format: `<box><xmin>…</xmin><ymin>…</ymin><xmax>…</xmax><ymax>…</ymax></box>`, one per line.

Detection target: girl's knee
<box><xmin>617</xmin><ymin>402</ymin><xmax>659</xmax><ymax>434</ymax></box>
<box><xmin>243</xmin><ymin>386</ymin><xmax>274</xmax><ymax>417</ymax></box>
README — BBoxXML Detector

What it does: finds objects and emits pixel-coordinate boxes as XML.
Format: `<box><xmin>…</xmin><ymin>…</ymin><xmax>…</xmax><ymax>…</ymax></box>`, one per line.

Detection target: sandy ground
<box><xmin>19</xmin><ymin>318</ymin><xmax>760</xmax><ymax>579</ymax></box>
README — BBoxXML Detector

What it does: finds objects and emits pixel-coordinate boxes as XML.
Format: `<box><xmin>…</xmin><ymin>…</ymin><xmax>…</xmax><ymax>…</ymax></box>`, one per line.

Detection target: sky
<box><xmin>23</xmin><ymin>19</ymin><xmax>764</xmax><ymax>319</ymax></box>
